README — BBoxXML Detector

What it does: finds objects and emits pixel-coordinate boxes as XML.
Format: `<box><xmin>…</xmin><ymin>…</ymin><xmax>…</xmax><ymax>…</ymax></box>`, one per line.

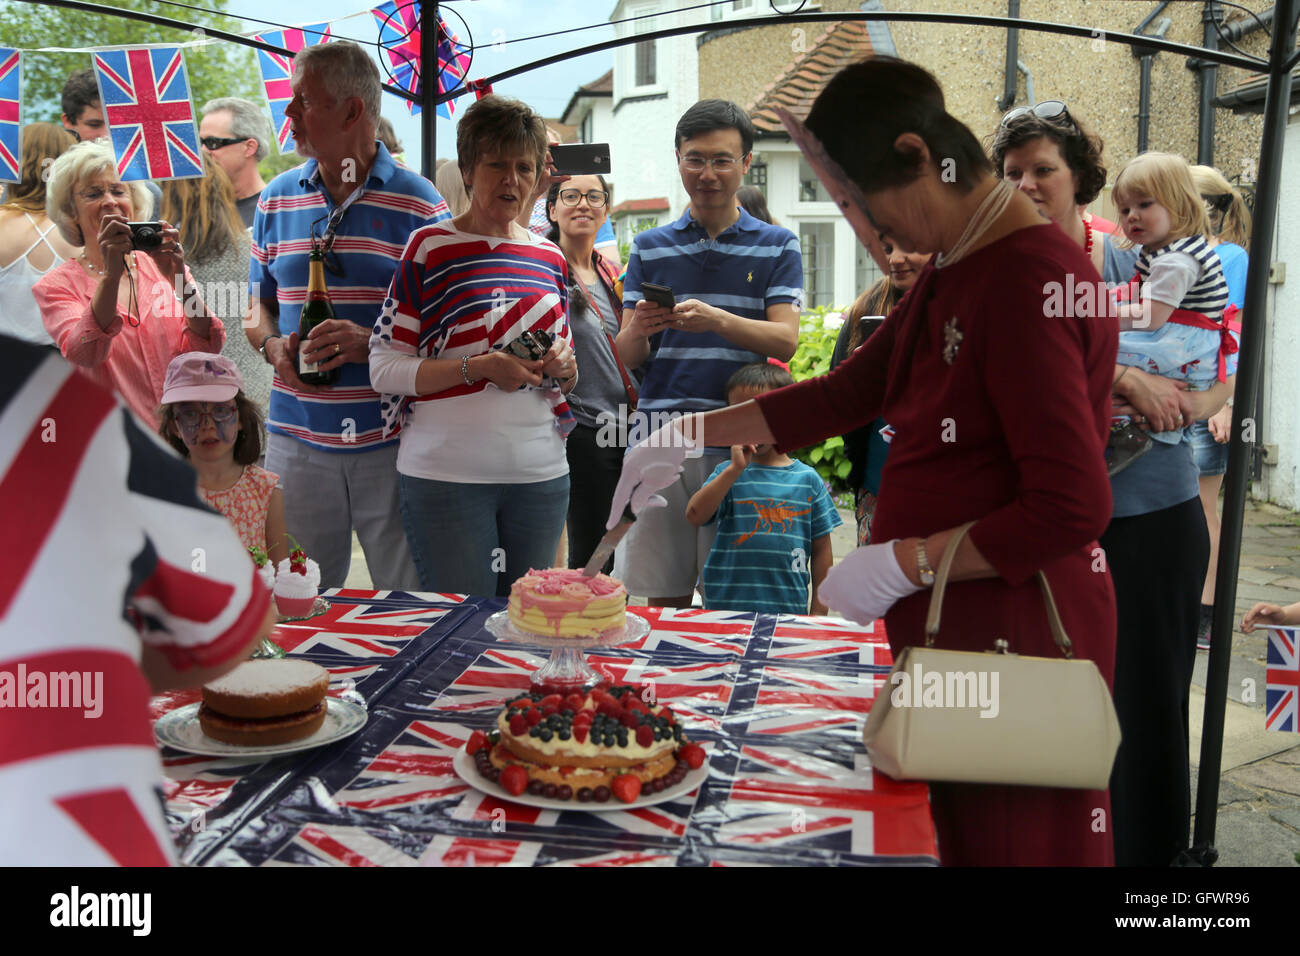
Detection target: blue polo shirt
<box><xmin>623</xmin><ymin>208</ymin><xmax>803</xmax><ymax>415</ymax></box>
<box><xmin>250</xmin><ymin>141</ymin><xmax>449</xmax><ymax>452</ymax></box>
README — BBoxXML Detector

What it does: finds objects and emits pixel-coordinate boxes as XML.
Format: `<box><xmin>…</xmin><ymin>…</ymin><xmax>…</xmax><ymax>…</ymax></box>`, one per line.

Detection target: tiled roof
<box><xmin>561</xmin><ymin>69</ymin><xmax>614</xmax><ymax>125</ymax></box>
<box><xmin>749</xmin><ymin>20</ymin><xmax>874</xmax><ymax>135</ymax></box>
<box><xmin>581</xmin><ymin>69</ymin><xmax>613</xmax><ymax>94</ymax></box>
<box><xmin>611</xmin><ymin>197</ymin><xmax>670</xmax><ymax>216</ymax></box>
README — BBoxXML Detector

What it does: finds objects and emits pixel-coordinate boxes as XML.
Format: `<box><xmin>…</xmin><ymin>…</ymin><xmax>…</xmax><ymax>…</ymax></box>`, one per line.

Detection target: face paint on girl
<box><xmin>174</xmin><ymin>401</ymin><xmax>240</xmax><ymax>448</ymax></box>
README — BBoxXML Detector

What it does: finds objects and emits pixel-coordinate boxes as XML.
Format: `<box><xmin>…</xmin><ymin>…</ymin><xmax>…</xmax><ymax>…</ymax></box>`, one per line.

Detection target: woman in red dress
<box><xmin>610</xmin><ymin>58</ymin><xmax>1119</xmax><ymax>866</ymax></box>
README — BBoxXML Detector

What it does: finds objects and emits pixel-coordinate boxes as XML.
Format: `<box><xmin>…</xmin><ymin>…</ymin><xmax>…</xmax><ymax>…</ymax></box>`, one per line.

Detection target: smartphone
<box><xmin>504</xmin><ymin>329</ymin><xmax>553</xmax><ymax>361</ymax></box>
<box><xmin>641</xmin><ymin>282</ymin><xmax>675</xmax><ymax>310</ymax></box>
<box><xmin>127</xmin><ymin>221</ymin><xmax>165</xmax><ymax>250</ymax></box>
<box><xmin>549</xmin><ymin>143</ymin><xmax>611</xmax><ymax>176</ymax></box>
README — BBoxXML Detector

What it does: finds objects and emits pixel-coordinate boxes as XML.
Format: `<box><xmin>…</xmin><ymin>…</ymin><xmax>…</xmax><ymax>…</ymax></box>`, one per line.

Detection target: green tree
<box><xmin>2</xmin><ymin>0</ymin><xmax>261</xmax><ymax>126</ymax></box>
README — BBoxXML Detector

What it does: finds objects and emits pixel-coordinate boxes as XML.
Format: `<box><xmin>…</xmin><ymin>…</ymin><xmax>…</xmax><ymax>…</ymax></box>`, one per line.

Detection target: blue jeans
<box><xmin>398</xmin><ymin>473</ymin><xmax>570</xmax><ymax>596</ymax></box>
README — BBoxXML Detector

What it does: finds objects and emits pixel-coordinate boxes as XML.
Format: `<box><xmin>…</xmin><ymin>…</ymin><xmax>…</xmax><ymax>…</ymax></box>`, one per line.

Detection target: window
<box><xmin>798</xmin><ymin>157</ymin><xmax>832</xmax><ymax>203</ymax></box>
<box><xmin>744</xmin><ymin>157</ymin><xmax>767</xmax><ymax>193</ymax></box>
<box><xmin>800</xmin><ymin>222</ymin><xmax>834</xmax><ymax>310</ymax></box>
<box><xmin>633</xmin><ymin>9</ymin><xmax>656</xmax><ymax>87</ymax></box>
<box><xmin>854</xmin><ymin>242</ymin><xmax>884</xmax><ymax>303</ymax></box>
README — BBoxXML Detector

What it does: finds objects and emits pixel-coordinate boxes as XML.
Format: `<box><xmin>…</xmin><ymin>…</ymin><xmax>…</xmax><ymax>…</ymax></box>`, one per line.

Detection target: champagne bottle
<box><xmin>298</xmin><ymin>249</ymin><xmax>339</xmax><ymax>386</ymax></box>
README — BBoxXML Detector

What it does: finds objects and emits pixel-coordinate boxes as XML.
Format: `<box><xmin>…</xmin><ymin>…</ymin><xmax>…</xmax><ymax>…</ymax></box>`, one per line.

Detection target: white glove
<box><xmin>819</xmin><ymin>540</ymin><xmax>924</xmax><ymax>625</ymax></box>
<box><xmin>607</xmin><ymin>420</ymin><xmax>697</xmax><ymax>529</ymax></box>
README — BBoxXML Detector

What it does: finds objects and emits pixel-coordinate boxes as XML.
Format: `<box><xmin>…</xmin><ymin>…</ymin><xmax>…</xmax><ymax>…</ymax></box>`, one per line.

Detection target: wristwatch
<box><xmin>259</xmin><ymin>333</ymin><xmax>282</xmax><ymax>363</ymax></box>
<box><xmin>915</xmin><ymin>539</ymin><xmax>936</xmax><ymax>588</ymax></box>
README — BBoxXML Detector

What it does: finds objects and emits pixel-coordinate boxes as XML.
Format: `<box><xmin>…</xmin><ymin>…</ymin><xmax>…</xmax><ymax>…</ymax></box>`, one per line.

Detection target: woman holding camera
<box><xmin>370</xmin><ymin>95</ymin><xmax>577</xmax><ymax>596</ymax></box>
<box><xmin>35</xmin><ymin>140</ymin><xmax>224</xmax><ymax>426</ymax></box>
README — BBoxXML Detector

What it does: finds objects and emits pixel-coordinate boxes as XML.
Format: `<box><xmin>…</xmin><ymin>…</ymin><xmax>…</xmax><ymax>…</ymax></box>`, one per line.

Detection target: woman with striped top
<box><xmin>369</xmin><ymin>95</ymin><xmax>578</xmax><ymax>597</ymax></box>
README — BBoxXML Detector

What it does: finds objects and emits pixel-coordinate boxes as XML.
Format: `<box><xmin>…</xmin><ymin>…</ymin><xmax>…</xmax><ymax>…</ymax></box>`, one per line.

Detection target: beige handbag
<box><xmin>862</xmin><ymin>522</ymin><xmax>1121</xmax><ymax>789</ymax></box>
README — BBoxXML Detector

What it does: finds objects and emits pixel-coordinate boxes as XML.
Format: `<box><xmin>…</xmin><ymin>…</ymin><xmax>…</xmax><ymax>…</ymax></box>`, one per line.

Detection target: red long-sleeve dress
<box><xmin>755</xmin><ymin>223</ymin><xmax>1118</xmax><ymax>866</ymax></box>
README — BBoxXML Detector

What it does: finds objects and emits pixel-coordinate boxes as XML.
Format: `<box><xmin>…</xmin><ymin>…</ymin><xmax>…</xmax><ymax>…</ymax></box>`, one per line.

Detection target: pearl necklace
<box><xmin>79</xmin><ymin>251</ymin><xmax>134</xmax><ymax>277</ymax></box>
<box><xmin>935</xmin><ymin>180</ymin><xmax>1015</xmax><ymax>269</ymax></box>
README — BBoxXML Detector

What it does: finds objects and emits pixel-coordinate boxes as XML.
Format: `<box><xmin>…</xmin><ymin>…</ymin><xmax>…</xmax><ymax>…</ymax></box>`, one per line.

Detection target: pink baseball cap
<box><xmin>161</xmin><ymin>352</ymin><xmax>244</xmax><ymax>404</ymax></box>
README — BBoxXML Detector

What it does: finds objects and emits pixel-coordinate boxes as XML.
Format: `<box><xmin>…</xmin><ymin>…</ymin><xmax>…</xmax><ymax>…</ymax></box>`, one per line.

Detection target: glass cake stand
<box><xmin>484</xmin><ymin>610</ymin><xmax>650</xmax><ymax>696</ymax></box>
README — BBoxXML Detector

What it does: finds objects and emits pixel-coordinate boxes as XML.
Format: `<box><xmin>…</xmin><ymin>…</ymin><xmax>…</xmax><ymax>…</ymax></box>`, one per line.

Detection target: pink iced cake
<box><xmin>508</xmin><ymin>568</ymin><xmax>627</xmax><ymax>639</ymax></box>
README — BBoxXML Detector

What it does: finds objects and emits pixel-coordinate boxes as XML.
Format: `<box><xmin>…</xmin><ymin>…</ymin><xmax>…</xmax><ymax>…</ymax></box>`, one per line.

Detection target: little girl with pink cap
<box><xmin>158</xmin><ymin>352</ymin><xmax>289</xmax><ymax>570</ymax></box>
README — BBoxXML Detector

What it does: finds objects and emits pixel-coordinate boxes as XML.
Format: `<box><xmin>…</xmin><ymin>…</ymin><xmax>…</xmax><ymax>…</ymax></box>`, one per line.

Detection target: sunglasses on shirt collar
<box><xmin>311</xmin><ymin>208</ymin><xmax>348</xmax><ymax>278</ymax></box>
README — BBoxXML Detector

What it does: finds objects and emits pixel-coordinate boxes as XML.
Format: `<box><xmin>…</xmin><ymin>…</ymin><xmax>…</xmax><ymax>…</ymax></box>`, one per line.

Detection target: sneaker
<box><xmin>1196</xmin><ymin>604</ymin><xmax>1213</xmax><ymax>651</ymax></box>
<box><xmin>1107</xmin><ymin>421</ymin><xmax>1154</xmax><ymax>477</ymax></box>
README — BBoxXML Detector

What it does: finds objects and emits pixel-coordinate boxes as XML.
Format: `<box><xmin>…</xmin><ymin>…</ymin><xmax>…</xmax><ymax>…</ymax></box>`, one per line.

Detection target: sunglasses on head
<box><xmin>201</xmin><ymin>135</ymin><xmax>246</xmax><ymax>151</ymax></box>
<box><xmin>1000</xmin><ymin>101</ymin><xmax>1078</xmax><ymax>131</ymax></box>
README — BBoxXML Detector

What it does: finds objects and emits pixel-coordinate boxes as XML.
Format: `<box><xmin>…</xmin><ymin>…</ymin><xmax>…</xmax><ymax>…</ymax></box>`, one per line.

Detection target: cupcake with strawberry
<box><xmin>249</xmin><ymin>546</ymin><xmax>277</xmax><ymax>592</ymax></box>
<box><xmin>273</xmin><ymin>536</ymin><xmax>320</xmax><ymax>618</ymax></box>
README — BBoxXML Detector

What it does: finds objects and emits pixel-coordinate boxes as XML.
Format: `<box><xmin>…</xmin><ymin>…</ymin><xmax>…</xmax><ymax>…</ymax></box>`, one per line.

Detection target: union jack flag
<box><xmin>739</xmin><ymin>663</ymin><xmax>884</xmax><ymax>738</ymax></box>
<box><xmin>1266</xmin><ymin>627</ymin><xmax>1300</xmax><ymax>733</ymax></box>
<box><xmin>619</xmin><ymin>607</ymin><xmax>755</xmax><ymax>658</ymax></box>
<box><xmin>271</xmin><ymin>594</ymin><xmax>466</xmax><ymax>657</ymax></box>
<box><xmin>92</xmin><ymin>47</ymin><xmax>203</xmax><ymax>181</ymax></box>
<box><xmin>715</xmin><ymin>744</ymin><xmax>936</xmax><ymax>861</ymax></box>
<box><xmin>371</xmin><ymin>1</ymin><xmax>471</xmax><ymax>118</ymax></box>
<box><xmin>0</xmin><ymin>48</ymin><xmax>20</xmax><ymax>183</ymax></box>
<box><xmin>254</xmin><ymin>23</ymin><xmax>331</xmax><ymax>152</ymax></box>
<box><xmin>768</xmin><ymin>615</ymin><xmax>893</xmax><ymax>669</ymax></box>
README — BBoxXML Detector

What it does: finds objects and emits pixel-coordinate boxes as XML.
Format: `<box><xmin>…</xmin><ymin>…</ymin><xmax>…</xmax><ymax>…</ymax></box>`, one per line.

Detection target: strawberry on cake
<box><xmin>507</xmin><ymin>568</ymin><xmax>627</xmax><ymax>639</ymax></box>
<box><xmin>465</xmin><ymin>685</ymin><xmax>707</xmax><ymax>803</ymax></box>
<box><xmin>274</xmin><ymin>538</ymin><xmax>319</xmax><ymax>618</ymax></box>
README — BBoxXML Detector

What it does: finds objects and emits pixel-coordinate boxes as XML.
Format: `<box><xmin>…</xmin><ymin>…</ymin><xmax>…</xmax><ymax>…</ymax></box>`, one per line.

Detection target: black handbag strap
<box><xmin>923</xmin><ymin>521</ymin><xmax>1074</xmax><ymax>658</ymax></box>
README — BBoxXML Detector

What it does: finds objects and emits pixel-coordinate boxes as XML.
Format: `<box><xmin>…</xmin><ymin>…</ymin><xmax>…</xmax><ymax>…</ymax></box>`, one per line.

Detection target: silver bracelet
<box><xmin>461</xmin><ymin>354</ymin><xmax>474</xmax><ymax>386</ymax></box>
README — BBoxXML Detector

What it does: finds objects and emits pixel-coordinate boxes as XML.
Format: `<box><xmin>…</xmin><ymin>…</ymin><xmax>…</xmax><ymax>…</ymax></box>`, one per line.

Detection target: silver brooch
<box><xmin>942</xmin><ymin>316</ymin><xmax>963</xmax><ymax>365</ymax></box>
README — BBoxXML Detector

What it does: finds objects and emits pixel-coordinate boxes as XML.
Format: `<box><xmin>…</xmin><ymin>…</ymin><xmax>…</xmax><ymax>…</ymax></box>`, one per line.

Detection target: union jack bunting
<box><xmin>1266</xmin><ymin>627</ymin><xmax>1299</xmax><ymax>733</ymax></box>
<box><xmin>0</xmin><ymin>48</ymin><xmax>20</xmax><ymax>183</ymax></box>
<box><xmin>92</xmin><ymin>47</ymin><xmax>202</xmax><ymax>181</ymax></box>
<box><xmin>253</xmin><ymin>23</ymin><xmax>331</xmax><ymax>152</ymax></box>
<box><xmin>371</xmin><ymin>1</ymin><xmax>471</xmax><ymax>118</ymax></box>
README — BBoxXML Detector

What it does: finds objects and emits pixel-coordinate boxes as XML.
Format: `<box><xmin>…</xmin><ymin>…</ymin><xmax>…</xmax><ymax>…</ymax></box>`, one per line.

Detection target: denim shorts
<box><xmin>1189</xmin><ymin>419</ymin><xmax>1228</xmax><ymax>477</ymax></box>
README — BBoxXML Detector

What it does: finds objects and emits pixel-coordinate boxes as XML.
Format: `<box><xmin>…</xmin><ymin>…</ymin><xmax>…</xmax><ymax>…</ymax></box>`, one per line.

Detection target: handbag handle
<box><xmin>923</xmin><ymin>521</ymin><xmax>1074</xmax><ymax>658</ymax></box>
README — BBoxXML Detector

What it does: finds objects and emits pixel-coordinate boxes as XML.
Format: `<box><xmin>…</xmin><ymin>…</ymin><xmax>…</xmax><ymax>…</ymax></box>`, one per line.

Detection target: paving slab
<box><xmin>1189</xmin><ymin>686</ymin><xmax>1296</xmax><ymax>771</ymax></box>
<box><xmin>1196</xmin><ymin>806</ymin><xmax>1300</xmax><ymax>866</ymax></box>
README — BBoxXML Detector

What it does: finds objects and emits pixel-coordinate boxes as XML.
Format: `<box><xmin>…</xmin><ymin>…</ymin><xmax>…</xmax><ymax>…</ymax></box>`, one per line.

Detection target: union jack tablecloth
<box><xmin>154</xmin><ymin>592</ymin><xmax>937</xmax><ymax>866</ymax></box>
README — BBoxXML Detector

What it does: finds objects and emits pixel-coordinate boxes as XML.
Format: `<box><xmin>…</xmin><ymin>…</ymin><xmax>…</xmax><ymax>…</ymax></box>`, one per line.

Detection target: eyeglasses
<box><xmin>1000</xmin><ymin>101</ymin><xmax>1078</xmax><ymax>131</ymax></box>
<box><xmin>201</xmin><ymin>135</ymin><xmax>246</xmax><ymax>151</ymax></box>
<box><xmin>175</xmin><ymin>402</ymin><xmax>238</xmax><ymax>429</ymax></box>
<box><xmin>78</xmin><ymin>184</ymin><xmax>131</xmax><ymax>203</ymax></box>
<box><xmin>557</xmin><ymin>188</ymin><xmax>608</xmax><ymax>208</ymax></box>
<box><xmin>311</xmin><ymin>208</ymin><xmax>348</xmax><ymax>278</ymax></box>
<box><xmin>678</xmin><ymin>154</ymin><xmax>746</xmax><ymax>173</ymax></box>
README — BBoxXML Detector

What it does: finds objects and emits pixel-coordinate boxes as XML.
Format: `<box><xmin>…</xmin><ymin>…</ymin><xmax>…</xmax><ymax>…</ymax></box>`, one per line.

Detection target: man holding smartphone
<box><xmin>614</xmin><ymin>99</ymin><xmax>803</xmax><ymax>608</ymax></box>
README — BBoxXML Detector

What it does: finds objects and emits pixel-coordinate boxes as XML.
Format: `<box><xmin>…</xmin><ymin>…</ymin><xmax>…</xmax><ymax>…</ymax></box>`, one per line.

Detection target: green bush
<box><xmin>789</xmin><ymin>306</ymin><xmax>854</xmax><ymax>492</ymax></box>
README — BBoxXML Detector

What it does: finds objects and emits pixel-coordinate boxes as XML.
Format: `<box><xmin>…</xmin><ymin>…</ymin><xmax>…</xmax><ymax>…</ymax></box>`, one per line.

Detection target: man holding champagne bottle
<box><xmin>244</xmin><ymin>41</ymin><xmax>450</xmax><ymax>589</ymax></box>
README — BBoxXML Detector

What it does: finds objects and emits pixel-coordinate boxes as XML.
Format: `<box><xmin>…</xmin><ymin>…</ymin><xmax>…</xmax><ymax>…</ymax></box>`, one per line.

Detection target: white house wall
<box><xmin>1259</xmin><ymin>113</ymin><xmax>1299</xmax><ymax>508</ymax></box>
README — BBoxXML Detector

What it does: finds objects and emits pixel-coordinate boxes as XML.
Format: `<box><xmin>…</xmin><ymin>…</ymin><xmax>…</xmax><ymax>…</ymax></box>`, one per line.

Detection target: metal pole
<box><xmin>1190</xmin><ymin>0</ymin><xmax>1300</xmax><ymax>865</ymax></box>
<box><xmin>421</xmin><ymin>1</ymin><xmax>437</xmax><ymax>179</ymax></box>
<box><xmin>1196</xmin><ymin>1</ymin><xmax>1219</xmax><ymax>165</ymax></box>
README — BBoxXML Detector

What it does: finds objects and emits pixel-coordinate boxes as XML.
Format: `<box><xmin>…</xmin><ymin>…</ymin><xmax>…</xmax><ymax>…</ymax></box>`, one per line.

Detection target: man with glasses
<box><xmin>613</xmin><ymin>99</ymin><xmax>803</xmax><ymax>608</ymax></box>
<box><xmin>243</xmin><ymin>40</ymin><xmax>449</xmax><ymax>591</ymax></box>
<box><xmin>200</xmin><ymin>97</ymin><xmax>273</xmax><ymax>228</ymax></box>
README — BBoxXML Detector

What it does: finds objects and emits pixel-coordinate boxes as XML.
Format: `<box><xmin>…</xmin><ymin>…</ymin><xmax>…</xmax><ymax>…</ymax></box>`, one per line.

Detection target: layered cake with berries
<box><xmin>465</xmin><ymin>685</ymin><xmax>706</xmax><ymax>804</ymax></box>
<box><xmin>507</xmin><ymin>568</ymin><xmax>627</xmax><ymax>639</ymax></box>
<box><xmin>274</xmin><ymin>538</ymin><xmax>319</xmax><ymax>618</ymax></box>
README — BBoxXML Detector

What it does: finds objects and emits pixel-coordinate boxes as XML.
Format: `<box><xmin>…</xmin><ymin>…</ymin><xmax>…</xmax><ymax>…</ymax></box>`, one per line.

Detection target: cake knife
<box><xmin>582</xmin><ymin>504</ymin><xmax>635</xmax><ymax>577</ymax></box>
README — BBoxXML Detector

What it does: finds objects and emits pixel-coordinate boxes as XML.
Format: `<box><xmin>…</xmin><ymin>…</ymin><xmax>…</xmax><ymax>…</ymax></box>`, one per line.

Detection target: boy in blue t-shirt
<box><xmin>686</xmin><ymin>364</ymin><xmax>842</xmax><ymax>614</ymax></box>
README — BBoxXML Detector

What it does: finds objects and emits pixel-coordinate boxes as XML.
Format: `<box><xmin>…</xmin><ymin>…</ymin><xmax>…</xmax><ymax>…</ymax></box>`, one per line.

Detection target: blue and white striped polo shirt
<box><xmin>623</xmin><ymin>208</ymin><xmax>803</xmax><ymax>415</ymax></box>
<box><xmin>250</xmin><ymin>141</ymin><xmax>449</xmax><ymax>452</ymax></box>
